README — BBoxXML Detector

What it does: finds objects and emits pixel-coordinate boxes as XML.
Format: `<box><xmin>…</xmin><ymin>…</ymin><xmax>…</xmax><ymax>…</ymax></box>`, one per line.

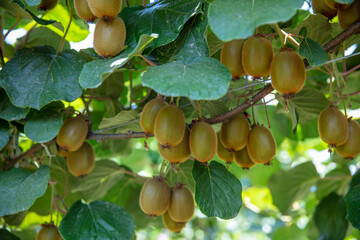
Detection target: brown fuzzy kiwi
<box><xmin>66</xmin><ymin>142</ymin><xmax>95</xmax><ymax>177</ymax></box>
<box><xmin>220</xmin><ymin>113</ymin><xmax>249</xmax><ymax>152</ymax></box>
<box><xmin>234</xmin><ymin>146</ymin><xmax>256</xmax><ymax>169</ymax></box>
<box><xmin>189</xmin><ymin>121</ymin><xmax>217</xmax><ymax>163</ymax></box>
<box><xmin>312</xmin><ymin>0</ymin><xmax>337</xmax><ymax>19</ymax></box>
<box><xmin>37</xmin><ymin>0</ymin><xmax>58</xmax><ymax>11</ymax></box>
<box><xmin>162</xmin><ymin>211</ymin><xmax>186</xmax><ymax>233</ymax></box>
<box><xmin>87</xmin><ymin>0</ymin><xmax>122</xmax><ymax>18</ymax></box>
<box><xmin>75</xmin><ymin>0</ymin><xmax>97</xmax><ymax>22</ymax></box>
<box><xmin>168</xmin><ymin>184</ymin><xmax>195</xmax><ymax>223</ymax></box>
<box><xmin>140</xmin><ymin>99</ymin><xmax>168</xmax><ymax>135</ymax></box>
<box><xmin>56</xmin><ymin>116</ymin><xmax>88</xmax><ymax>152</ymax></box>
<box><xmin>338</xmin><ymin>0</ymin><xmax>360</xmax><ymax>30</ymax></box>
<box><xmin>216</xmin><ymin>132</ymin><xmax>234</xmax><ymax>163</ymax></box>
<box><xmin>37</xmin><ymin>223</ymin><xmax>62</xmax><ymax>240</ymax></box>
<box><xmin>336</xmin><ymin>119</ymin><xmax>360</xmax><ymax>159</ymax></box>
<box><xmin>220</xmin><ymin>39</ymin><xmax>246</xmax><ymax>78</ymax></box>
<box><xmin>247</xmin><ymin>125</ymin><xmax>276</xmax><ymax>164</ymax></box>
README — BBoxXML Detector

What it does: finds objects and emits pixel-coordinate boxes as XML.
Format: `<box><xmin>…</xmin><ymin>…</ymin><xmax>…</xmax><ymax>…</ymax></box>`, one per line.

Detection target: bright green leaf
<box><xmin>0</xmin><ymin>166</ymin><xmax>50</xmax><ymax>216</ymax></box>
<box><xmin>142</xmin><ymin>57</ymin><xmax>231</xmax><ymax>100</ymax></box>
<box><xmin>79</xmin><ymin>34</ymin><xmax>156</xmax><ymax>89</ymax></box>
<box><xmin>268</xmin><ymin>161</ymin><xmax>319</xmax><ymax>214</ymax></box>
<box><xmin>299</xmin><ymin>37</ymin><xmax>328</xmax><ymax>66</ymax></box>
<box><xmin>314</xmin><ymin>193</ymin><xmax>348</xmax><ymax>240</ymax></box>
<box><xmin>208</xmin><ymin>0</ymin><xmax>303</xmax><ymax>41</ymax></box>
<box><xmin>24</xmin><ymin>107</ymin><xmax>63</xmax><ymax>143</ymax></box>
<box><xmin>59</xmin><ymin>200</ymin><xmax>135</xmax><ymax>240</ymax></box>
<box><xmin>0</xmin><ymin>90</ymin><xmax>29</xmax><ymax>121</ymax></box>
<box><xmin>192</xmin><ymin>161</ymin><xmax>242</xmax><ymax>219</ymax></box>
<box><xmin>273</xmin><ymin>224</ymin><xmax>307</xmax><ymax>240</ymax></box>
<box><xmin>0</xmin><ymin>119</ymin><xmax>10</xmax><ymax>150</ymax></box>
<box><xmin>0</xmin><ymin>46</ymin><xmax>85</xmax><ymax>110</ymax></box>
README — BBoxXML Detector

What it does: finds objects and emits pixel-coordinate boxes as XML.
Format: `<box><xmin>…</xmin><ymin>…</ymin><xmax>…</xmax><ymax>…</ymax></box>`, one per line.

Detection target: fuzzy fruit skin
<box><xmin>312</xmin><ymin>0</ymin><xmax>337</xmax><ymax>18</ymax></box>
<box><xmin>56</xmin><ymin>116</ymin><xmax>88</xmax><ymax>152</ymax></box>
<box><xmin>335</xmin><ymin>119</ymin><xmax>360</xmax><ymax>159</ymax></box>
<box><xmin>270</xmin><ymin>49</ymin><xmax>306</xmax><ymax>95</ymax></box>
<box><xmin>220</xmin><ymin>113</ymin><xmax>249</xmax><ymax>151</ymax></box>
<box><xmin>189</xmin><ymin>122</ymin><xmax>217</xmax><ymax>162</ymax></box>
<box><xmin>234</xmin><ymin>146</ymin><xmax>255</xmax><ymax>169</ymax></box>
<box><xmin>37</xmin><ymin>225</ymin><xmax>62</xmax><ymax>240</ymax></box>
<box><xmin>94</xmin><ymin>17</ymin><xmax>126</xmax><ymax>58</ymax></box>
<box><xmin>87</xmin><ymin>0</ymin><xmax>121</xmax><ymax>18</ymax></box>
<box><xmin>162</xmin><ymin>211</ymin><xmax>186</xmax><ymax>233</ymax></box>
<box><xmin>154</xmin><ymin>105</ymin><xmax>185</xmax><ymax>147</ymax></box>
<box><xmin>140</xmin><ymin>99</ymin><xmax>168</xmax><ymax>134</ymax></box>
<box><xmin>37</xmin><ymin>0</ymin><xmax>58</xmax><ymax>11</ymax></box>
<box><xmin>247</xmin><ymin>125</ymin><xmax>276</xmax><ymax>164</ymax></box>
<box><xmin>75</xmin><ymin>0</ymin><xmax>97</xmax><ymax>22</ymax></box>
<box><xmin>216</xmin><ymin>133</ymin><xmax>234</xmax><ymax>163</ymax></box>
<box><xmin>168</xmin><ymin>185</ymin><xmax>195</xmax><ymax>223</ymax></box>
<box><xmin>325</xmin><ymin>0</ymin><xmax>350</xmax><ymax>9</ymax></box>
<box><xmin>67</xmin><ymin>142</ymin><xmax>95</xmax><ymax>177</ymax></box>
<box><xmin>158</xmin><ymin>127</ymin><xmax>191</xmax><ymax>164</ymax></box>
<box><xmin>242</xmin><ymin>36</ymin><xmax>273</xmax><ymax>78</ymax></box>
<box><xmin>139</xmin><ymin>177</ymin><xmax>170</xmax><ymax>216</ymax></box>
<box><xmin>318</xmin><ymin>106</ymin><xmax>349</xmax><ymax>146</ymax></box>
<box><xmin>220</xmin><ymin>39</ymin><xmax>246</xmax><ymax>78</ymax></box>
<box><xmin>338</xmin><ymin>0</ymin><xmax>360</xmax><ymax>30</ymax></box>
<box><xmin>56</xmin><ymin>146</ymin><xmax>68</xmax><ymax>158</ymax></box>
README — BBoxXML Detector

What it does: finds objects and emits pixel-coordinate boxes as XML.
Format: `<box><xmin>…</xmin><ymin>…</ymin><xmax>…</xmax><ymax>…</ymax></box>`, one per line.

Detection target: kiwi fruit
<box><xmin>67</xmin><ymin>142</ymin><xmax>95</xmax><ymax>177</ymax></box>
<box><xmin>220</xmin><ymin>113</ymin><xmax>249</xmax><ymax>152</ymax></box>
<box><xmin>75</xmin><ymin>0</ymin><xmax>97</xmax><ymax>22</ymax></box>
<box><xmin>234</xmin><ymin>146</ymin><xmax>256</xmax><ymax>169</ymax></box>
<box><xmin>220</xmin><ymin>39</ymin><xmax>246</xmax><ymax>78</ymax></box>
<box><xmin>242</xmin><ymin>35</ymin><xmax>273</xmax><ymax>78</ymax></box>
<box><xmin>56</xmin><ymin>116</ymin><xmax>88</xmax><ymax>152</ymax></box>
<box><xmin>154</xmin><ymin>105</ymin><xmax>186</xmax><ymax>148</ymax></box>
<box><xmin>325</xmin><ymin>0</ymin><xmax>350</xmax><ymax>10</ymax></box>
<box><xmin>87</xmin><ymin>0</ymin><xmax>122</xmax><ymax>18</ymax></box>
<box><xmin>158</xmin><ymin>127</ymin><xmax>191</xmax><ymax>164</ymax></box>
<box><xmin>94</xmin><ymin>16</ymin><xmax>126</xmax><ymax>58</ymax></box>
<box><xmin>162</xmin><ymin>211</ymin><xmax>186</xmax><ymax>233</ymax></box>
<box><xmin>139</xmin><ymin>176</ymin><xmax>170</xmax><ymax>216</ymax></box>
<box><xmin>270</xmin><ymin>48</ymin><xmax>306</xmax><ymax>95</ymax></box>
<box><xmin>216</xmin><ymin>132</ymin><xmax>234</xmax><ymax>163</ymax></box>
<box><xmin>247</xmin><ymin>125</ymin><xmax>276</xmax><ymax>164</ymax></box>
<box><xmin>189</xmin><ymin>121</ymin><xmax>217</xmax><ymax>162</ymax></box>
<box><xmin>168</xmin><ymin>184</ymin><xmax>195</xmax><ymax>223</ymax></box>
<box><xmin>336</xmin><ymin>119</ymin><xmax>360</xmax><ymax>159</ymax></box>
<box><xmin>37</xmin><ymin>0</ymin><xmax>58</xmax><ymax>11</ymax></box>
<box><xmin>140</xmin><ymin>98</ymin><xmax>168</xmax><ymax>135</ymax></box>
<box><xmin>312</xmin><ymin>0</ymin><xmax>337</xmax><ymax>19</ymax></box>
<box><xmin>36</xmin><ymin>224</ymin><xmax>62</xmax><ymax>240</ymax></box>
<box><xmin>318</xmin><ymin>105</ymin><xmax>349</xmax><ymax>147</ymax></box>
<box><xmin>338</xmin><ymin>0</ymin><xmax>360</xmax><ymax>30</ymax></box>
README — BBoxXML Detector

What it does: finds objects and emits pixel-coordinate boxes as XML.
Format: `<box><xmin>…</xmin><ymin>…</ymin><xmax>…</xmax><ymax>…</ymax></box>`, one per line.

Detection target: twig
<box><xmin>140</xmin><ymin>55</ymin><xmax>158</xmax><ymax>66</ymax></box>
<box><xmin>57</xmin><ymin>1</ymin><xmax>73</xmax><ymax>55</ymax></box>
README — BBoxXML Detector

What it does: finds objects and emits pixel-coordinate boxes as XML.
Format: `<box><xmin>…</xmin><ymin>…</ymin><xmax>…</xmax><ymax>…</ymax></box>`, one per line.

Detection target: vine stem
<box><xmin>3</xmin><ymin>22</ymin><xmax>360</xmax><ymax>171</ymax></box>
<box><xmin>49</xmin><ymin>182</ymin><xmax>56</xmax><ymax>222</ymax></box>
<box><xmin>330</xmin><ymin>54</ymin><xmax>349</xmax><ymax>116</ymax></box>
<box><xmin>57</xmin><ymin>0</ymin><xmax>73</xmax><ymax>55</ymax></box>
<box><xmin>1</xmin><ymin>9</ymin><xmax>21</xmax><ymax>59</ymax></box>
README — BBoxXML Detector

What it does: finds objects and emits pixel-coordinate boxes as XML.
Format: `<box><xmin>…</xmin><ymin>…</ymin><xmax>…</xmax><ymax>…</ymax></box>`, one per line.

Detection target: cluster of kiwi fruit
<box><xmin>74</xmin><ymin>0</ymin><xmax>126</xmax><ymax>58</ymax></box>
<box><xmin>312</xmin><ymin>0</ymin><xmax>360</xmax><ymax>30</ymax></box>
<box><xmin>220</xmin><ymin>34</ymin><xmax>306</xmax><ymax>99</ymax></box>
<box><xmin>56</xmin><ymin>115</ymin><xmax>95</xmax><ymax>177</ymax></box>
<box><xmin>318</xmin><ymin>105</ymin><xmax>360</xmax><ymax>159</ymax></box>
<box><xmin>36</xmin><ymin>222</ymin><xmax>62</xmax><ymax>240</ymax></box>
<box><xmin>139</xmin><ymin>177</ymin><xmax>195</xmax><ymax>233</ymax></box>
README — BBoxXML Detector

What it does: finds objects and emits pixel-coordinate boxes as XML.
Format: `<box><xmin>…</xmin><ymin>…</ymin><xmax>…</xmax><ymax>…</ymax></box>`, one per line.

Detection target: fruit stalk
<box><xmin>57</xmin><ymin>0</ymin><xmax>73</xmax><ymax>55</ymax></box>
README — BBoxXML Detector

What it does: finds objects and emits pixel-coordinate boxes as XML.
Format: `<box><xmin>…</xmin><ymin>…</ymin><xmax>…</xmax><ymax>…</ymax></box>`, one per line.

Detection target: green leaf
<box><xmin>0</xmin><ymin>119</ymin><xmax>10</xmax><ymax>150</ymax></box>
<box><xmin>0</xmin><ymin>46</ymin><xmax>85</xmax><ymax>110</ymax></box>
<box><xmin>334</xmin><ymin>0</ymin><xmax>354</xmax><ymax>4</ymax></box>
<box><xmin>10</xmin><ymin>0</ymin><xmax>56</xmax><ymax>25</ymax></box>
<box><xmin>287</xmin><ymin>100</ymin><xmax>299</xmax><ymax>134</ymax></box>
<box><xmin>98</xmin><ymin>110</ymin><xmax>142</xmax><ymax>133</ymax></box>
<box><xmin>316</xmin><ymin>168</ymin><xmax>351</xmax><ymax>200</ymax></box>
<box><xmin>192</xmin><ymin>161</ymin><xmax>242</xmax><ymax>219</ymax></box>
<box><xmin>345</xmin><ymin>184</ymin><xmax>360</xmax><ymax>230</ymax></box>
<box><xmin>299</xmin><ymin>37</ymin><xmax>328</xmax><ymax>66</ymax></box>
<box><xmin>290</xmin><ymin>87</ymin><xmax>329</xmax><ymax>124</ymax></box>
<box><xmin>79</xmin><ymin>34</ymin><xmax>156</xmax><ymax>89</ymax></box>
<box><xmin>24</xmin><ymin>0</ymin><xmax>41</xmax><ymax>6</ymax></box>
<box><xmin>0</xmin><ymin>166</ymin><xmax>50</xmax><ymax>216</ymax></box>
<box><xmin>59</xmin><ymin>200</ymin><xmax>135</xmax><ymax>240</ymax></box>
<box><xmin>24</xmin><ymin>107</ymin><xmax>63</xmax><ymax>143</ymax></box>
<box><xmin>0</xmin><ymin>229</ymin><xmax>21</xmax><ymax>240</ymax></box>
<box><xmin>273</xmin><ymin>224</ymin><xmax>307</xmax><ymax>240</ymax></box>
<box><xmin>314</xmin><ymin>193</ymin><xmax>348</xmax><ymax>240</ymax></box>
<box><xmin>154</xmin><ymin>12</ymin><xmax>209</xmax><ymax>64</ymax></box>
<box><xmin>71</xmin><ymin>159</ymin><xmax>127</xmax><ymax>202</ymax></box>
<box><xmin>268</xmin><ymin>161</ymin><xmax>319</xmax><ymax>214</ymax></box>
<box><xmin>208</xmin><ymin>0</ymin><xmax>303</xmax><ymax>41</ymax></box>
<box><xmin>167</xmin><ymin>160</ymin><xmax>195</xmax><ymax>191</ymax></box>
<box><xmin>120</xmin><ymin>0</ymin><xmax>204</xmax><ymax>50</ymax></box>
<box><xmin>0</xmin><ymin>90</ymin><xmax>29</xmax><ymax>121</ymax></box>
<box><xmin>142</xmin><ymin>57</ymin><xmax>231</xmax><ymax>100</ymax></box>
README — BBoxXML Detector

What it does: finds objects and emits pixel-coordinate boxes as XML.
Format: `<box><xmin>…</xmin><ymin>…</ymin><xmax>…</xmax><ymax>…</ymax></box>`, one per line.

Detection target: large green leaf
<box><xmin>268</xmin><ymin>161</ymin><xmax>319</xmax><ymax>214</ymax></box>
<box><xmin>0</xmin><ymin>119</ymin><xmax>10</xmax><ymax>150</ymax></box>
<box><xmin>316</xmin><ymin>167</ymin><xmax>351</xmax><ymax>200</ymax></box>
<box><xmin>0</xmin><ymin>46</ymin><xmax>85</xmax><ymax>110</ymax></box>
<box><xmin>142</xmin><ymin>57</ymin><xmax>231</xmax><ymax>100</ymax></box>
<box><xmin>345</xmin><ymin>171</ymin><xmax>360</xmax><ymax>230</ymax></box>
<box><xmin>0</xmin><ymin>166</ymin><xmax>50</xmax><ymax>216</ymax></box>
<box><xmin>154</xmin><ymin>12</ymin><xmax>209</xmax><ymax>64</ymax></box>
<box><xmin>167</xmin><ymin>160</ymin><xmax>195</xmax><ymax>191</ymax></box>
<box><xmin>192</xmin><ymin>161</ymin><xmax>242</xmax><ymax>219</ymax></box>
<box><xmin>59</xmin><ymin>200</ymin><xmax>135</xmax><ymax>240</ymax></box>
<box><xmin>120</xmin><ymin>0</ymin><xmax>204</xmax><ymax>50</ymax></box>
<box><xmin>314</xmin><ymin>193</ymin><xmax>348</xmax><ymax>240</ymax></box>
<box><xmin>0</xmin><ymin>229</ymin><xmax>21</xmax><ymax>240</ymax></box>
<box><xmin>299</xmin><ymin>37</ymin><xmax>328</xmax><ymax>66</ymax></box>
<box><xmin>98</xmin><ymin>110</ymin><xmax>142</xmax><ymax>133</ymax></box>
<box><xmin>208</xmin><ymin>0</ymin><xmax>303</xmax><ymax>41</ymax></box>
<box><xmin>0</xmin><ymin>90</ymin><xmax>29</xmax><ymax>121</ymax></box>
<box><xmin>79</xmin><ymin>34</ymin><xmax>156</xmax><ymax>89</ymax></box>
<box><xmin>71</xmin><ymin>159</ymin><xmax>127</xmax><ymax>202</ymax></box>
<box><xmin>24</xmin><ymin>107</ymin><xmax>63</xmax><ymax>143</ymax></box>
